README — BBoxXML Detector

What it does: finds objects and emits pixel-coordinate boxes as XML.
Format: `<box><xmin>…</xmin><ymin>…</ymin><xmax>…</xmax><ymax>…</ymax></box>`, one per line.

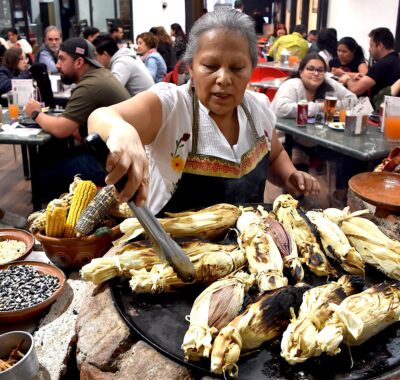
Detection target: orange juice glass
<box><xmin>8</xmin><ymin>104</ymin><xmax>19</xmax><ymax>120</ymax></box>
<box><xmin>288</xmin><ymin>55</ymin><xmax>298</xmax><ymax>68</ymax></box>
<box><xmin>384</xmin><ymin>116</ymin><xmax>400</xmax><ymax>140</ymax></box>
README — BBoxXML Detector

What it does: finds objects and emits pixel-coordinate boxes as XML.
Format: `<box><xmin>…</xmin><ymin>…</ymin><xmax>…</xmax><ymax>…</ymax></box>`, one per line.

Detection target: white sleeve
<box><xmin>271</xmin><ymin>79</ymin><xmax>301</xmax><ymax>118</ymax></box>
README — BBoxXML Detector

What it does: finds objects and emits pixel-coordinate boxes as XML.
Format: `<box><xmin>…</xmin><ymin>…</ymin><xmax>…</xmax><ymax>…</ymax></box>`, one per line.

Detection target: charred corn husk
<box><xmin>280</xmin><ymin>275</ymin><xmax>364</xmax><ymax>364</ymax></box>
<box><xmin>45</xmin><ymin>199</ymin><xmax>68</xmax><ymax>237</ymax></box>
<box><xmin>272</xmin><ymin>194</ymin><xmax>337</xmax><ymax>277</ymax></box>
<box><xmin>323</xmin><ymin>208</ymin><xmax>400</xmax><ymax>280</ymax></box>
<box><xmin>265</xmin><ymin>216</ymin><xmax>304</xmax><ymax>283</ymax></box>
<box><xmin>210</xmin><ymin>285</ymin><xmax>308</xmax><ymax>377</ymax></box>
<box><xmin>64</xmin><ymin>180</ymin><xmax>97</xmax><ymax>238</ymax></box>
<box><xmin>115</xmin><ymin>203</ymin><xmax>241</xmax><ymax>247</ymax></box>
<box><xmin>237</xmin><ymin>210</ymin><xmax>287</xmax><ymax>291</ymax></box>
<box><xmin>75</xmin><ymin>185</ymin><xmax>116</xmax><ymax>237</ymax></box>
<box><xmin>129</xmin><ymin>245</ymin><xmax>247</xmax><ymax>293</ymax></box>
<box><xmin>317</xmin><ymin>281</ymin><xmax>400</xmax><ymax>355</ymax></box>
<box><xmin>306</xmin><ymin>211</ymin><xmax>365</xmax><ymax>275</ymax></box>
<box><xmin>182</xmin><ymin>272</ymin><xmax>255</xmax><ymax>362</ymax></box>
<box><xmin>81</xmin><ymin>240</ymin><xmax>237</xmax><ymax>285</ymax></box>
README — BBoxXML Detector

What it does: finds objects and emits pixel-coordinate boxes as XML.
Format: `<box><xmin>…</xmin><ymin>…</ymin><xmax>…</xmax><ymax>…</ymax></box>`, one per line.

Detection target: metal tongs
<box><xmin>83</xmin><ymin>133</ymin><xmax>196</xmax><ymax>282</ymax></box>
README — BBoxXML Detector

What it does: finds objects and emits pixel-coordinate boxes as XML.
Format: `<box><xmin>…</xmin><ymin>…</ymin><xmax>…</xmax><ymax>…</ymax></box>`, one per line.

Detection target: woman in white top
<box><xmin>5</xmin><ymin>28</ymin><xmax>33</xmax><ymax>56</ymax></box>
<box><xmin>272</xmin><ymin>53</ymin><xmax>357</xmax><ymax>118</ymax></box>
<box><xmin>87</xmin><ymin>9</ymin><xmax>319</xmax><ymax>215</ymax></box>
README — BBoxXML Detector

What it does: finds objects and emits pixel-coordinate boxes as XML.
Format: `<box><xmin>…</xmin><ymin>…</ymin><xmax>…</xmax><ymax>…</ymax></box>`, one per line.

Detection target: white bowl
<box><xmin>0</xmin><ymin>331</ymin><xmax>39</xmax><ymax>380</ymax></box>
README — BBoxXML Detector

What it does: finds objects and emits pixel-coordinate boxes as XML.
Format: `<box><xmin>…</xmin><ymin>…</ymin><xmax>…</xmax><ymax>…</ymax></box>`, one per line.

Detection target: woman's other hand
<box><xmin>284</xmin><ymin>170</ymin><xmax>320</xmax><ymax>196</ymax></box>
<box><xmin>331</xmin><ymin>67</ymin><xmax>345</xmax><ymax>77</ymax></box>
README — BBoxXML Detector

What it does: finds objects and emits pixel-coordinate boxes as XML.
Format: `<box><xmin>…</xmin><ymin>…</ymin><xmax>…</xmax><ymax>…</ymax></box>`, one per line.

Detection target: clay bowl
<box><xmin>0</xmin><ymin>261</ymin><xmax>66</xmax><ymax>324</ymax></box>
<box><xmin>349</xmin><ymin>171</ymin><xmax>400</xmax><ymax>212</ymax></box>
<box><xmin>0</xmin><ymin>228</ymin><xmax>35</xmax><ymax>265</ymax></box>
<box><xmin>34</xmin><ymin>225</ymin><xmax>122</xmax><ymax>270</ymax></box>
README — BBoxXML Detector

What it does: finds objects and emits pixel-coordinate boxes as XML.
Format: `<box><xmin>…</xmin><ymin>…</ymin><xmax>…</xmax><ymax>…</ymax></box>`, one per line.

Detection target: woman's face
<box><xmin>300</xmin><ymin>58</ymin><xmax>325</xmax><ymax>92</ymax></box>
<box><xmin>136</xmin><ymin>37</ymin><xmax>149</xmax><ymax>55</ymax></box>
<box><xmin>276</xmin><ymin>28</ymin><xmax>286</xmax><ymax>37</ymax></box>
<box><xmin>190</xmin><ymin>29</ymin><xmax>253</xmax><ymax>120</ymax></box>
<box><xmin>18</xmin><ymin>52</ymin><xmax>27</xmax><ymax>71</ymax></box>
<box><xmin>8</xmin><ymin>32</ymin><xmax>18</xmax><ymax>43</ymax></box>
<box><xmin>337</xmin><ymin>43</ymin><xmax>354</xmax><ymax>65</ymax></box>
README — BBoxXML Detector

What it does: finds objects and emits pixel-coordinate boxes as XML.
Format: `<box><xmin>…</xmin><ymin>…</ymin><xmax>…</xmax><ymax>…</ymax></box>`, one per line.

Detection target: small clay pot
<box><xmin>35</xmin><ymin>225</ymin><xmax>122</xmax><ymax>270</ymax></box>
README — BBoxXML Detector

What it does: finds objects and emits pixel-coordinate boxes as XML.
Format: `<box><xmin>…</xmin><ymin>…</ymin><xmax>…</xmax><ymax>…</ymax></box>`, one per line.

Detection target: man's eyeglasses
<box><xmin>305</xmin><ymin>66</ymin><xmax>325</xmax><ymax>75</ymax></box>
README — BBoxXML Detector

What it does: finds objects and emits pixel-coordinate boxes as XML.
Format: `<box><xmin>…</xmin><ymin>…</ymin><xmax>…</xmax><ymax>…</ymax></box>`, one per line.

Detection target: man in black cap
<box><xmin>24</xmin><ymin>37</ymin><xmax>130</xmax><ymax>201</ymax></box>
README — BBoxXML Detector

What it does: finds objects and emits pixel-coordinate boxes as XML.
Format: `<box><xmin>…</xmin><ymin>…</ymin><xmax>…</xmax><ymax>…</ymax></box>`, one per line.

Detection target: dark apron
<box><xmin>159</xmin><ymin>93</ymin><xmax>270</xmax><ymax>215</ymax></box>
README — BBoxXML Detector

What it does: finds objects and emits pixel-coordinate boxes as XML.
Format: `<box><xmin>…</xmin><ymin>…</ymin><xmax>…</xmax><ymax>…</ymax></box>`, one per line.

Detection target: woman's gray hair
<box><xmin>182</xmin><ymin>8</ymin><xmax>258</xmax><ymax>68</ymax></box>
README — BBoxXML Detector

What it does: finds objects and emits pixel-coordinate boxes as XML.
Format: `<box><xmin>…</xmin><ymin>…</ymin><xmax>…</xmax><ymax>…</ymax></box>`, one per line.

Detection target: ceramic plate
<box><xmin>349</xmin><ymin>172</ymin><xmax>400</xmax><ymax>211</ymax></box>
<box><xmin>0</xmin><ymin>228</ymin><xmax>35</xmax><ymax>265</ymax></box>
<box><xmin>327</xmin><ymin>122</ymin><xmax>345</xmax><ymax>131</ymax></box>
<box><xmin>0</xmin><ymin>261</ymin><xmax>66</xmax><ymax>323</ymax></box>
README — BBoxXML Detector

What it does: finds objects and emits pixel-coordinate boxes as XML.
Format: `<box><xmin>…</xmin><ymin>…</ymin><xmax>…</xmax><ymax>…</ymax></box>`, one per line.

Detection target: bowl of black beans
<box><xmin>0</xmin><ymin>261</ymin><xmax>66</xmax><ymax>323</ymax></box>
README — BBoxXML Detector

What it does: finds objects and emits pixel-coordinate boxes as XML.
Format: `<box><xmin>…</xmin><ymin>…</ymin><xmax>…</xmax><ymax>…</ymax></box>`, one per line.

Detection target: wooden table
<box><xmin>275</xmin><ymin>117</ymin><xmax>399</xmax><ymax>165</ymax></box>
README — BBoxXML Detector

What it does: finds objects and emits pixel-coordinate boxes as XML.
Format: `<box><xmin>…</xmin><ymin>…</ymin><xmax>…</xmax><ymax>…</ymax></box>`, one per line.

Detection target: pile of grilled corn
<box><xmin>79</xmin><ymin>194</ymin><xmax>400</xmax><ymax>378</ymax></box>
<box><xmin>28</xmin><ymin>177</ymin><xmax>121</xmax><ymax>238</ymax></box>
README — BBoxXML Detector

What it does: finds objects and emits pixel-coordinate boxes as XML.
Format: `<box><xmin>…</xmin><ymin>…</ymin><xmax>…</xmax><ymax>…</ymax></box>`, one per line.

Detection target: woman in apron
<box><xmin>88</xmin><ymin>8</ymin><xmax>319</xmax><ymax>214</ymax></box>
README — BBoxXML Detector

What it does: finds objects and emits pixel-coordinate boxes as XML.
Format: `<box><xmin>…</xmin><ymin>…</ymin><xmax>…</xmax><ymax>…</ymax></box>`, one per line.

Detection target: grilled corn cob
<box><xmin>272</xmin><ymin>194</ymin><xmax>337</xmax><ymax>277</ymax></box>
<box><xmin>45</xmin><ymin>199</ymin><xmax>68</xmax><ymax>237</ymax></box>
<box><xmin>64</xmin><ymin>180</ymin><xmax>97</xmax><ymax>238</ymax></box>
<box><xmin>115</xmin><ymin>203</ymin><xmax>241</xmax><ymax>247</ymax></box>
<box><xmin>265</xmin><ymin>216</ymin><xmax>304</xmax><ymax>283</ymax></box>
<box><xmin>306</xmin><ymin>211</ymin><xmax>365</xmax><ymax>275</ymax></box>
<box><xmin>182</xmin><ymin>272</ymin><xmax>255</xmax><ymax>362</ymax></box>
<box><xmin>237</xmin><ymin>210</ymin><xmax>287</xmax><ymax>291</ymax></box>
<box><xmin>210</xmin><ymin>285</ymin><xmax>308</xmax><ymax>377</ymax></box>
<box><xmin>129</xmin><ymin>245</ymin><xmax>247</xmax><ymax>293</ymax></box>
<box><xmin>81</xmin><ymin>240</ymin><xmax>237</xmax><ymax>285</ymax></box>
<box><xmin>323</xmin><ymin>208</ymin><xmax>400</xmax><ymax>280</ymax></box>
<box><xmin>317</xmin><ymin>281</ymin><xmax>400</xmax><ymax>355</ymax></box>
<box><xmin>280</xmin><ymin>275</ymin><xmax>364</xmax><ymax>364</ymax></box>
<box><xmin>75</xmin><ymin>185</ymin><xmax>116</xmax><ymax>237</ymax></box>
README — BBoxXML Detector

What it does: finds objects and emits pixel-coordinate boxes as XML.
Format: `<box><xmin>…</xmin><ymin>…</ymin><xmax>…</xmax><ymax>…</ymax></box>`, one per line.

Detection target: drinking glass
<box><xmin>384</xmin><ymin>96</ymin><xmax>400</xmax><ymax>141</ymax></box>
<box><xmin>314</xmin><ymin>99</ymin><xmax>325</xmax><ymax>129</ymax></box>
<box><xmin>324</xmin><ymin>92</ymin><xmax>337</xmax><ymax>124</ymax></box>
<box><xmin>7</xmin><ymin>91</ymin><xmax>19</xmax><ymax>121</ymax></box>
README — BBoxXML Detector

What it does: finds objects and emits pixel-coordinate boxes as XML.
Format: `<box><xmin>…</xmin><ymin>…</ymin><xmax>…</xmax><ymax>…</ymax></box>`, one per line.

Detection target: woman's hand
<box><xmin>284</xmin><ymin>170</ymin><xmax>320</xmax><ymax>196</ymax></box>
<box><xmin>331</xmin><ymin>67</ymin><xmax>345</xmax><ymax>77</ymax></box>
<box><xmin>105</xmin><ymin>122</ymin><xmax>149</xmax><ymax>206</ymax></box>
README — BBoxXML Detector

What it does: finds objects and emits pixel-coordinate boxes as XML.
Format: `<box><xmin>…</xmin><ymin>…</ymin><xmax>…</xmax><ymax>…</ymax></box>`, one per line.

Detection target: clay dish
<box><xmin>349</xmin><ymin>172</ymin><xmax>400</xmax><ymax>212</ymax></box>
<box><xmin>0</xmin><ymin>228</ymin><xmax>35</xmax><ymax>265</ymax></box>
<box><xmin>0</xmin><ymin>261</ymin><xmax>66</xmax><ymax>324</ymax></box>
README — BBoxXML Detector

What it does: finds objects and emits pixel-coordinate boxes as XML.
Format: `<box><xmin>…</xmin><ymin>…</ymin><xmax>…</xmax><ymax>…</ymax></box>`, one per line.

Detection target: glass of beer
<box><xmin>7</xmin><ymin>91</ymin><xmax>19</xmax><ymax>121</ymax></box>
<box><xmin>325</xmin><ymin>92</ymin><xmax>337</xmax><ymax>124</ymax></box>
<box><xmin>384</xmin><ymin>96</ymin><xmax>400</xmax><ymax>141</ymax></box>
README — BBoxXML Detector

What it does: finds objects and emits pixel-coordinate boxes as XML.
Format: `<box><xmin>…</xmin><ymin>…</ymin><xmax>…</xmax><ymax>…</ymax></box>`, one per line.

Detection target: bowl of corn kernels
<box><xmin>0</xmin><ymin>229</ymin><xmax>34</xmax><ymax>265</ymax></box>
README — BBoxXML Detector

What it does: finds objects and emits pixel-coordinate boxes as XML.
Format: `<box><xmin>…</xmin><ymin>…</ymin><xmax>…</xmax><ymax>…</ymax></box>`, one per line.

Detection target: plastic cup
<box><xmin>7</xmin><ymin>91</ymin><xmax>19</xmax><ymax>120</ymax></box>
<box><xmin>314</xmin><ymin>99</ymin><xmax>325</xmax><ymax>129</ymax></box>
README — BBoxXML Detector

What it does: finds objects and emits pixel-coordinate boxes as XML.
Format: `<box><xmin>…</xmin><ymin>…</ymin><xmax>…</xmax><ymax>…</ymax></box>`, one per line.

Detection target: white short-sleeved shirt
<box><xmin>147</xmin><ymin>82</ymin><xmax>276</xmax><ymax>214</ymax></box>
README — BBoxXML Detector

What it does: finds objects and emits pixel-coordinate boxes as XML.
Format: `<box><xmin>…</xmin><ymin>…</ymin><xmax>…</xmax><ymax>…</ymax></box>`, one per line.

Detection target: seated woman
<box><xmin>271</xmin><ymin>53</ymin><xmax>356</xmax><ymax>118</ymax></box>
<box><xmin>88</xmin><ymin>8</ymin><xmax>319</xmax><ymax>215</ymax></box>
<box><xmin>330</xmin><ymin>37</ymin><xmax>368</xmax><ymax>79</ymax></box>
<box><xmin>271</xmin><ymin>53</ymin><xmax>358</xmax><ymax>207</ymax></box>
<box><xmin>316</xmin><ymin>29</ymin><xmax>337</xmax><ymax>69</ymax></box>
<box><xmin>5</xmin><ymin>28</ymin><xmax>33</xmax><ymax>63</ymax></box>
<box><xmin>0</xmin><ymin>47</ymin><xmax>30</xmax><ymax>95</ymax></box>
<box><xmin>136</xmin><ymin>32</ymin><xmax>167</xmax><ymax>83</ymax></box>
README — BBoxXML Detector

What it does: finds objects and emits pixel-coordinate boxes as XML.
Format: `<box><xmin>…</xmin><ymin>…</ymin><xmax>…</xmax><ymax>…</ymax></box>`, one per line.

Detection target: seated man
<box><xmin>341</xmin><ymin>27</ymin><xmax>400</xmax><ymax>105</ymax></box>
<box><xmin>25</xmin><ymin>37</ymin><xmax>130</xmax><ymax>201</ymax></box>
<box><xmin>92</xmin><ymin>34</ymin><xmax>154</xmax><ymax>96</ymax></box>
<box><xmin>35</xmin><ymin>26</ymin><xmax>62</xmax><ymax>74</ymax></box>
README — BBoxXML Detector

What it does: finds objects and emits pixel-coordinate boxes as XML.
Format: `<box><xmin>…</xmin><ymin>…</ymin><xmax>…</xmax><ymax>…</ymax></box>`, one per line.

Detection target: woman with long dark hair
<box><xmin>0</xmin><ymin>47</ymin><xmax>30</xmax><ymax>95</ymax></box>
<box><xmin>170</xmin><ymin>23</ymin><xmax>187</xmax><ymax>61</ymax></box>
<box><xmin>330</xmin><ymin>37</ymin><xmax>368</xmax><ymax>78</ymax></box>
<box><xmin>316</xmin><ymin>29</ymin><xmax>337</xmax><ymax>69</ymax></box>
<box><xmin>149</xmin><ymin>26</ymin><xmax>176</xmax><ymax>71</ymax></box>
<box><xmin>272</xmin><ymin>53</ymin><xmax>356</xmax><ymax>117</ymax></box>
